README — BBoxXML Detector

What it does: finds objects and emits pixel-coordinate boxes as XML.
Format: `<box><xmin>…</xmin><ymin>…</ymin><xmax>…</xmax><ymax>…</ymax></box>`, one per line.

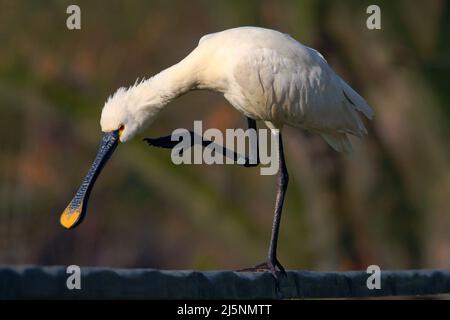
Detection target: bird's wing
<box><xmin>320</xmin><ymin>132</ymin><xmax>353</xmax><ymax>153</ymax></box>
<box><xmin>232</xmin><ymin>46</ymin><xmax>373</xmax><ymax>152</ymax></box>
<box><xmin>229</xmin><ymin>46</ymin><xmax>308</xmax><ymax>122</ymax></box>
<box><xmin>338</xmin><ymin>75</ymin><xmax>374</xmax><ymax>120</ymax></box>
<box><xmin>297</xmin><ymin>47</ymin><xmax>374</xmax><ymax>136</ymax></box>
<box><xmin>230</xmin><ymin>45</ymin><xmax>373</xmax><ymax>137</ymax></box>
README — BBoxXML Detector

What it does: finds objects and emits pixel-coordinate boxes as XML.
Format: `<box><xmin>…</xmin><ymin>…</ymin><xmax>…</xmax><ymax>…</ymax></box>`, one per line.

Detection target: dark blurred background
<box><xmin>1</xmin><ymin>0</ymin><xmax>449</xmax><ymax>272</ymax></box>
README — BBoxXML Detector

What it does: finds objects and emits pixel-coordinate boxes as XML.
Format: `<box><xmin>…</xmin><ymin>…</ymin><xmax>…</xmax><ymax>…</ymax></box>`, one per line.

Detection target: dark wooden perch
<box><xmin>1</xmin><ymin>266</ymin><xmax>449</xmax><ymax>299</ymax></box>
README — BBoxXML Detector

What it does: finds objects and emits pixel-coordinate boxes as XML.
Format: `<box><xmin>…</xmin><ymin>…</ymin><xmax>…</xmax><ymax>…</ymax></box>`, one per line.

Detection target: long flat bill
<box><xmin>60</xmin><ymin>130</ymin><xmax>119</xmax><ymax>229</ymax></box>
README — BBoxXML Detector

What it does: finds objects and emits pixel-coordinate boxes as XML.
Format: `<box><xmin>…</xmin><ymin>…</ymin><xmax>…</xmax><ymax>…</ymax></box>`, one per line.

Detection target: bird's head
<box><xmin>100</xmin><ymin>81</ymin><xmax>164</xmax><ymax>142</ymax></box>
<box><xmin>60</xmin><ymin>80</ymin><xmax>164</xmax><ymax>229</ymax></box>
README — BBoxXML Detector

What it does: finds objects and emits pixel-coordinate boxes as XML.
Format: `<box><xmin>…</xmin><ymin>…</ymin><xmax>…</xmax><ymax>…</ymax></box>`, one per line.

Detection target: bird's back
<box><xmin>196</xmin><ymin>27</ymin><xmax>374</xmax><ymax>152</ymax></box>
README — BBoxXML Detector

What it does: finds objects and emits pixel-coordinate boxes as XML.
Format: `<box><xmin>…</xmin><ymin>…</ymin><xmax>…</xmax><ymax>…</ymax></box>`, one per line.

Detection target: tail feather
<box><xmin>340</xmin><ymin>78</ymin><xmax>374</xmax><ymax>120</ymax></box>
<box><xmin>319</xmin><ymin>76</ymin><xmax>373</xmax><ymax>153</ymax></box>
<box><xmin>321</xmin><ymin>132</ymin><xmax>353</xmax><ymax>153</ymax></box>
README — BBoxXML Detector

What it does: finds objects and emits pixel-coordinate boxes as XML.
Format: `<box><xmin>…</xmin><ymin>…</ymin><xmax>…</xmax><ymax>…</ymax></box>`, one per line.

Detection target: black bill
<box><xmin>60</xmin><ymin>130</ymin><xmax>120</xmax><ymax>229</ymax></box>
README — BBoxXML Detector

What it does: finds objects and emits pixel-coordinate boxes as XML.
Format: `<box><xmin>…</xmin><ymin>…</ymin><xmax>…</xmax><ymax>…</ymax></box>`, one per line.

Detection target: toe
<box><xmin>276</xmin><ymin>260</ymin><xmax>287</xmax><ymax>277</ymax></box>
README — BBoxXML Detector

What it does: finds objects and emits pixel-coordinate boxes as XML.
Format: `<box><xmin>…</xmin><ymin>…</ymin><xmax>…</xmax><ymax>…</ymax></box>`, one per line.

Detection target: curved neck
<box><xmin>140</xmin><ymin>49</ymin><xmax>204</xmax><ymax>109</ymax></box>
<box><xmin>149</xmin><ymin>63</ymin><xmax>196</xmax><ymax>103</ymax></box>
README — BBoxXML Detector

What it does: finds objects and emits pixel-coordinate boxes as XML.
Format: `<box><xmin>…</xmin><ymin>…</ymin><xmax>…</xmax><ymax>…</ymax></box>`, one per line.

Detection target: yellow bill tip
<box><xmin>60</xmin><ymin>205</ymin><xmax>83</xmax><ymax>229</ymax></box>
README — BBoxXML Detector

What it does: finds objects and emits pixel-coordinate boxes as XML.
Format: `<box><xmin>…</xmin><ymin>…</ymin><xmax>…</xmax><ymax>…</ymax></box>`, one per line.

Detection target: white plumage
<box><xmin>101</xmin><ymin>26</ymin><xmax>373</xmax><ymax>152</ymax></box>
<box><xmin>63</xmin><ymin>27</ymin><xmax>375</xmax><ymax>278</ymax></box>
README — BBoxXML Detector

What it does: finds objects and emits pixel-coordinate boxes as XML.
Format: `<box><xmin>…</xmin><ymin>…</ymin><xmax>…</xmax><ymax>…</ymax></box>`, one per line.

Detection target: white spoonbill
<box><xmin>60</xmin><ymin>26</ymin><xmax>373</xmax><ymax>279</ymax></box>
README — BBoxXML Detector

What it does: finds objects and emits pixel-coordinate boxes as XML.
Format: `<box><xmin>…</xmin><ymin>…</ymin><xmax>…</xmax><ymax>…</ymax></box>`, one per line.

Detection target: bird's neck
<box><xmin>138</xmin><ymin>51</ymin><xmax>205</xmax><ymax>110</ymax></box>
<box><xmin>148</xmin><ymin>63</ymin><xmax>197</xmax><ymax>104</ymax></box>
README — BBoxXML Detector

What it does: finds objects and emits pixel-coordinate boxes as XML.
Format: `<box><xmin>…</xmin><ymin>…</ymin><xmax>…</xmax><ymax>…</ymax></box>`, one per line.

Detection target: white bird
<box><xmin>61</xmin><ymin>27</ymin><xmax>373</xmax><ymax>281</ymax></box>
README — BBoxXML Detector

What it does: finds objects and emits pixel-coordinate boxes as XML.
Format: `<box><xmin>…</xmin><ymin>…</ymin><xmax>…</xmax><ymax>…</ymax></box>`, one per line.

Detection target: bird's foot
<box><xmin>238</xmin><ymin>260</ymin><xmax>286</xmax><ymax>277</ymax></box>
<box><xmin>144</xmin><ymin>136</ymin><xmax>176</xmax><ymax>149</ymax></box>
<box><xmin>237</xmin><ymin>258</ymin><xmax>287</xmax><ymax>298</ymax></box>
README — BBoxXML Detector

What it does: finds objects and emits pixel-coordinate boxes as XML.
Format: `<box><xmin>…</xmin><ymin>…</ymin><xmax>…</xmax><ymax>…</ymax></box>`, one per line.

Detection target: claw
<box><xmin>236</xmin><ymin>259</ymin><xmax>286</xmax><ymax>298</ymax></box>
<box><xmin>143</xmin><ymin>136</ymin><xmax>175</xmax><ymax>148</ymax></box>
<box><xmin>275</xmin><ymin>259</ymin><xmax>287</xmax><ymax>278</ymax></box>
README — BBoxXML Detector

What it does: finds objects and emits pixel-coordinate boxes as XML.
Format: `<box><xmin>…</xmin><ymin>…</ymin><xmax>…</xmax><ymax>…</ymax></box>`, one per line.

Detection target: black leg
<box><xmin>146</xmin><ymin>120</ymin><xmax>289</xmax><ymax>295</ymax></box>
<box><xmin>246</xmin><ymin>118</ymin><xmax>259</xmax><ymax>166</ymax></box>
<box><xmin>268</xmin><ymin>132</ymin><xmax>288</xmax><ymax>275</ymax></box>
<box><xmin>144</xmin><ymin>117</ymin><xmax>260</xmax><ymax>167</ymax></box>
<box><xmin>144</xmin><ymin>131</ymin><xmax>213</xmax><ymax>149</ymax></box>
<box><xmin>237</xmin><ymin>132</ymin><xmax>288</xmax><ymax>296</ymax></box>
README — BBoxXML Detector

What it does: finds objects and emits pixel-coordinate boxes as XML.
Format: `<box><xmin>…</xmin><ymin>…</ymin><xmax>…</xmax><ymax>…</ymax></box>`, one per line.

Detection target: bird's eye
<box><xmin>118</xmin><ymin>124</ymin><xmax>125</xmax><ymax>137</ymax></box>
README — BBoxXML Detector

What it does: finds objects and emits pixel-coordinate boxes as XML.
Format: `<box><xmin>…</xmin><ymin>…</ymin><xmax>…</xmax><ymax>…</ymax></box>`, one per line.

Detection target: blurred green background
<box><xmin>1</xmin><ymin>0</ymin><xmax>449</xmax><ymax>272</ymax></box>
